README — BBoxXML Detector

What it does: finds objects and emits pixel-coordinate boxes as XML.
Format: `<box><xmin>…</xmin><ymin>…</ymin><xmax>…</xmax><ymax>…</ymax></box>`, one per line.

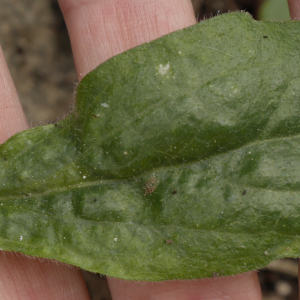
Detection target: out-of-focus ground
<box><xmin>0</xmin><ymin>0</ymin><xmax>297</xmax><ymax>299</ymax></box>
<box><xmin>0</xmin><ymin>0</ymin><xmax>76</xmax><ymax>125</ymax></box>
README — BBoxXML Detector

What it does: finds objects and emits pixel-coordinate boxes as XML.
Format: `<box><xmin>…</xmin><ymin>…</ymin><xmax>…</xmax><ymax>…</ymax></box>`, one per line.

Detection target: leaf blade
<box><xmin>1</xmin><ymin>12</ymin><xmax>300</xmax><ymax>280</ymax></box>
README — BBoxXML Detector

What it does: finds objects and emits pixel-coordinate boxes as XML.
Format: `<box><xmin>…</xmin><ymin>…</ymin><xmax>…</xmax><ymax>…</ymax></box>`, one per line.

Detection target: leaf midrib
<box><xmin>2</xmin><ymin>131</ymin><xmax>300</xmax><ymax>201</ymax></box>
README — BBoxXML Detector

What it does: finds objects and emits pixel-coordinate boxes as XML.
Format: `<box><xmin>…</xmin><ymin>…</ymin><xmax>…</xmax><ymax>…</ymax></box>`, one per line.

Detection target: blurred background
<box><xmin>0</xmin><ymin>0</ymin><xmax>296</xmax><ymax>299</ymax></box>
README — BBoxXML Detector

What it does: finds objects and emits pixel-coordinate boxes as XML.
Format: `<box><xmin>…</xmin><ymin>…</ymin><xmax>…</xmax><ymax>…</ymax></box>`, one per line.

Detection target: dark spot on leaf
<box><xmin>3</xmin><ymin>158</ymin><xmax>6</xmax><ymax>161</ymax></box>
<box><xmin>143</xmin><ymin>177</ymin><xmax>156</xmax><ymax>196</ymax></box>
<box><xmin>263</xmin><ymin>36</ymin><xmax>268</xmax><ymax>38</ymax></box>
<box><xmin>166</xmin><ymin>239</ymin><xmax>173</xmax><ymax>244</ymax></box>
<box><xmin>94</xmin><ymin>199</ymin><xmax>97</xmax><ymax>202</ymax></box>
<box><xmin>92</xmin><ymin>115</ymin><xmax>98</xmax><ymax>118</ymax></box>
<box><xmin>242</xmin><ymin>190</ymin><xmax>247</xmax><ymax>195</ymax></box>
<box><xmin>172</xmin><ymin>190</ymin><xmax>177</xmax><ymax>194</ymax></box>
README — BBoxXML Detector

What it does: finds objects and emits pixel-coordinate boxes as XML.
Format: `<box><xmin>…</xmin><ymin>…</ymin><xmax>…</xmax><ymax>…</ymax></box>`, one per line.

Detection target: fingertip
<box><xmin>288</xmin><ymin>0</ymin><xmax>300</xmax><ymax>20</ymax></box>
<box><xmin>0</xmin><ymin>252</ymin><xmax>90</xmax><ymax>300</ymax></box>
<box><xmin>107</xmin><ymin>271</ymin><xmax>262</xmax><ymax>300</ymax></box>
<box><xmin>59</xmin><ymin>0</ymin><xmax>196</xmax><ymax>79</ymax></box>
<box><xmin>0</xmin><ymin>46</ymin><xmax>28</xmax><ymax>144</ymax></box>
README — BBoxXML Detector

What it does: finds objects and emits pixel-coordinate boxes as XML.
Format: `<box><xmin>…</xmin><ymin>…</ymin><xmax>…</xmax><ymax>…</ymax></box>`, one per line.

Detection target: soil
<box><xmin>0</xmin><ymin>0</ymin><xmax>297</xmax><ymax>299</ymax></box>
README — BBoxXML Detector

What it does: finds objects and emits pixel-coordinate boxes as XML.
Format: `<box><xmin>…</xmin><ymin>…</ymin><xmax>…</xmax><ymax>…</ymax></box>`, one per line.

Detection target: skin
<box><xmin>288</xmin><ymin>0</ymin><xmax>300</xmax><ymax>19</ymax></box>
<box><xmin>0</xmin><ymin>0</ymin><xmax>298</xmax><ymax>299</ymax></box>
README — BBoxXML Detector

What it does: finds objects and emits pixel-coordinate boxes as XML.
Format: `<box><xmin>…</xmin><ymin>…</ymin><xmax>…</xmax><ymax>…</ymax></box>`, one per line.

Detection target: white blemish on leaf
<box><xmin>101</xmin><ymin>103</ymin><xmax>109</xmax><ymax>108</ymax></box>
<box><xmin>157</xmin><ymin>63</ymin><xmax>170</xmax><ymax>75</ymax></box>
<box><xmin>19</xmin><ymin>236</ymin><xmax>23</xmax><ymax>241</ymax></box>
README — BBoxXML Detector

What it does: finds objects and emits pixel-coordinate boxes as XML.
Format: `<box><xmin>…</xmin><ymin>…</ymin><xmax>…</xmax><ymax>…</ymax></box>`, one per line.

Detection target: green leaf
<box><xmin>1</xmin><ymin>11</ymin><xmax>300</xmax><ymax>281</ymax></box>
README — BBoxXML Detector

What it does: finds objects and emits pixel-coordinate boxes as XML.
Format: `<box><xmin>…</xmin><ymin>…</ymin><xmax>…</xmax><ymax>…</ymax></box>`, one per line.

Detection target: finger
<box><xmin>58</xmin><ymin>0</ymin><xmax>196</xmax><ymax>79</ymax></box>
<box><xmin>0</xmin><ymin>47</ymin><xmax>28</xmax><ymax>143</ymax></box>
<box><xmin>0</xmin><ymin>252</ymin><xmax>89</xmax><ymax>300</ymax></box>
<box><xmin>59</xmin><ymin>0</ymin><xmax>262</xmax><ymax>299</ymax></box>
<box><xmin>108</xmin><ymin>272</ymin><xmax>262</xmax><ymax>300</ymax></box>
<box><xmin>288</xmin><ymin>0</ymin><xmax>300</xmax><ymax>19</ymax></box>
<box><xmin>0</xmin><ymin>49</ymin><xmax>90</xmax><ymax>299</ymax></box>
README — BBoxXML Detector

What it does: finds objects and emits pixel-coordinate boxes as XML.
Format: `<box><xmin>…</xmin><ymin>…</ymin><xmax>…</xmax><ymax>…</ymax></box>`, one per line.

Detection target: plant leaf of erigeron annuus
<box><xmin>0</xmin><ymin>12</ymin><xmax>300</xmax><ymax>281</ymax></box>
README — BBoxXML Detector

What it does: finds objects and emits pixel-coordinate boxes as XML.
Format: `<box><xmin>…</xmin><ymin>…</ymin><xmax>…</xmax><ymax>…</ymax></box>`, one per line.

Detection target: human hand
<box><xmin>0</xmin><ymin>0</ymin><xmax>298</xmax><ymax>299</ymax></box>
